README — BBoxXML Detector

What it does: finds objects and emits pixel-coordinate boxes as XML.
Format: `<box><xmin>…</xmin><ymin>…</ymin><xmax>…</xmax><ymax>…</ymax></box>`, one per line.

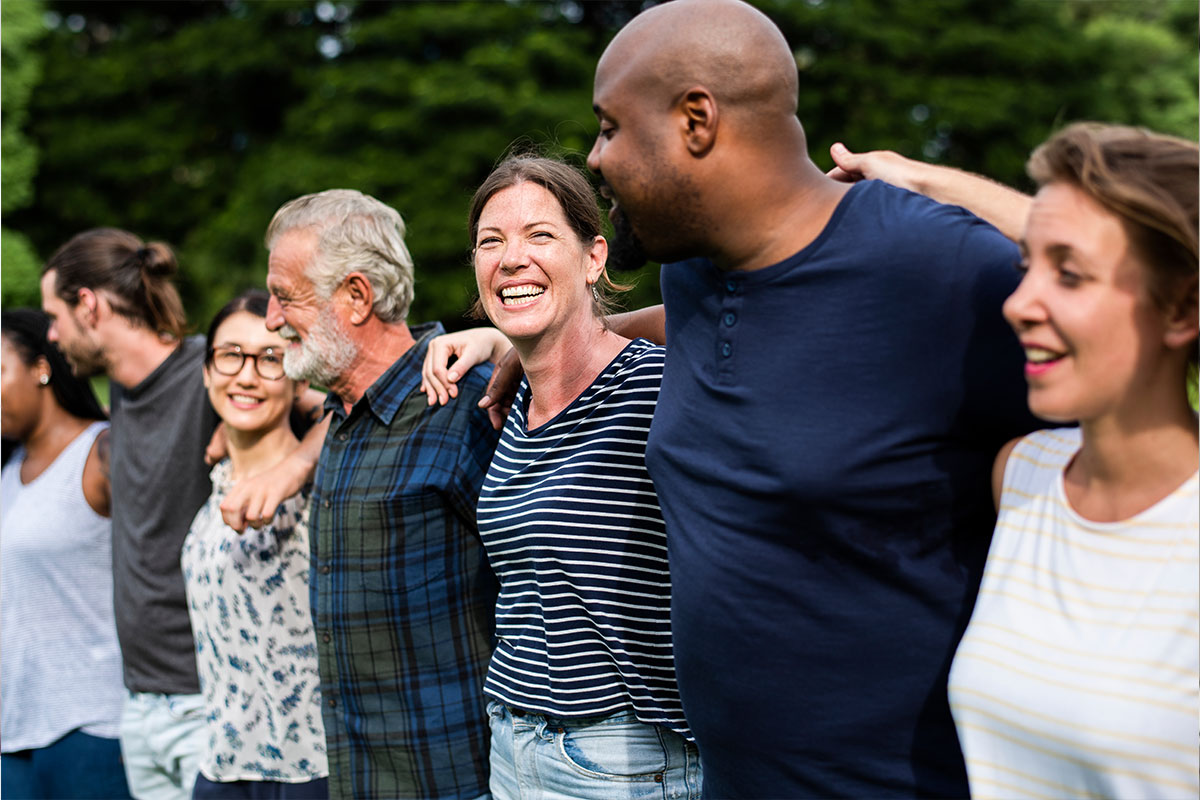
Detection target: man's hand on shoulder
<box><xmin>220</xmin><ymin>414</ymin><xmax>330</xmax><ymax>532</ymax></box>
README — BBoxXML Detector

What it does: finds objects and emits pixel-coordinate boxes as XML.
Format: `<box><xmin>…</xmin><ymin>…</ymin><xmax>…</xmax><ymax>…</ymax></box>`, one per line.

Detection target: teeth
<box><xmin>500</xmin><ymin>285</ymin><xmax>545</xmax><ymax>306</ymax></box>
<box><xmin>230</xmin><ymin>394</ymin><xmax>262</xmax><ymax>404</ymax></box>
<box><xmin>1024</xmin><ymin>347</ymin><xmax>1063</xmax><ymax>364</ymax></box>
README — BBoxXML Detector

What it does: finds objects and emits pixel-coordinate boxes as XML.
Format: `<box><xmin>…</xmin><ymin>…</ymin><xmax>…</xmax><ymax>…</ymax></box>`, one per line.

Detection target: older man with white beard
<box><xmin>261</xmin><ymin>189</ymin><xmax>501</xmax><ymax>800</ymax></box>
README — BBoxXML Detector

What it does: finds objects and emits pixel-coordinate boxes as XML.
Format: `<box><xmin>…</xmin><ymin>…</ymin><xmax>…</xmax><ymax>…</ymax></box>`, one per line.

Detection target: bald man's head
<box><xmin>596</xmin><ymin>0</ymin><xmax>799</xmax><ymax>125</ymax></box>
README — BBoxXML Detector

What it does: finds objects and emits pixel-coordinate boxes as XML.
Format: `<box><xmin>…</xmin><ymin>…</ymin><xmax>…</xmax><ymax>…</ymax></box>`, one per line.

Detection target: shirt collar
<box><xmin>322</xmin><ymin>321</ymin><xmax>445</xmax><ymax>427</ymax></box>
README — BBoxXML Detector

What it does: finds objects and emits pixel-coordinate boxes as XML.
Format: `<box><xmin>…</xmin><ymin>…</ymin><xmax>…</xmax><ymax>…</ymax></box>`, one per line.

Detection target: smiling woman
<box><xmin>179</xmin><ymin>290</ymin><xmax>330</xmax><ymax>799</ymax></box>
<box><xmin>420</xmin><ymin>155</ymin><xmax>700</xmax><ymax>800</ymax></box>
<box><xmin>947</xmin><ymin>123</ymin><xmax>1199</xmax><ymax>800</ymax></box>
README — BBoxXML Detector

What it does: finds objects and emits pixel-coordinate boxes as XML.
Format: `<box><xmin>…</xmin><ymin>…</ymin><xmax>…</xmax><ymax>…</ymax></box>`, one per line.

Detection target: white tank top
<box><xmin>949</xmin><ymin>428</ymin><xmax>1199</xmax><ymax>800</ymax></box>
<box><xmin>1</xmin><ymin>421</ymin><xmax>127</xmax><ymax>750</ymax></box>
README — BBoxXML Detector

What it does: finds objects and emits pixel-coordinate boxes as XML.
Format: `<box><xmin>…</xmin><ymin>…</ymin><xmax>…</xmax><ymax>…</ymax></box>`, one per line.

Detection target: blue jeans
<box><xmin>1</xmin><ymin>728</ymin><xmax>132</xmax><ymax>799</ymax></box>
<box><xmin>486</xmin><ymin>701</ymin><xmax>701</xmax><ymax>800</ymax></box>
<box><xmin>120</xmin><ymin>691</ymin><xmax>208</xmax><ymax>800</ymax></box>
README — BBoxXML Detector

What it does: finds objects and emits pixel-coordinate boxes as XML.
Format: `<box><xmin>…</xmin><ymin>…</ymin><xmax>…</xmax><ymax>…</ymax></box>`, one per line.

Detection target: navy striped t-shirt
<box><xmin>476</xmin><ymin>338</ymin><xmax>690</xmax><ymax>740</ymax></box>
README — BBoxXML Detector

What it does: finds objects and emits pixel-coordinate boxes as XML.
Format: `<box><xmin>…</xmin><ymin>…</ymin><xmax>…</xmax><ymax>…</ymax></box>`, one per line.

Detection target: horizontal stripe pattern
<box><xmin>477</xmin><ymin>339</ymin><xmax>691</xmax><ymax>740</ymax></box>
<box><xmin>950</xmin><ymin>428</ymin><xmax>1199</xmax><ymax>800</ymax></box>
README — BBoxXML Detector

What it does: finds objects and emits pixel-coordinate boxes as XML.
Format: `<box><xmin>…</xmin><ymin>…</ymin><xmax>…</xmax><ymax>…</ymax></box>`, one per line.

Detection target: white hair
<box><xmin>265</xmin><ymin>189</ymin><xmax>415</xmax><ymax>322</ymax></box>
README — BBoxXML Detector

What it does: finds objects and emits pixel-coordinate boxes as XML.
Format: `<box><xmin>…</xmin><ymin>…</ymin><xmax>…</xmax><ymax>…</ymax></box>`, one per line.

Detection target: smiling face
<box><xmin>203</xmin><ymin>311</ymin><xmax>297</xmax><ymax>436</ymax></box>
<box><xmin>0</xmin><ymin>335</ymin><xmax>47</xmax><ymax>442</ymax></box>
<box><xmin>587</xmin><ymin>50</ymin><xmax>705</xmax><ymax>268</ymax></box>
<box><xmin>1005</xmin><ymin>181</ymin><xmax>1173</xmax><ymax>423</ymax></box>
<box><xmin>473</xmin><ymin>182</ymin><xmax>606</xmax><ymax>345</ymax></box>
<box><xmin>266</xmin><ymin>228</ymin><xmax>358</xmax><ymax>386</ymax></box>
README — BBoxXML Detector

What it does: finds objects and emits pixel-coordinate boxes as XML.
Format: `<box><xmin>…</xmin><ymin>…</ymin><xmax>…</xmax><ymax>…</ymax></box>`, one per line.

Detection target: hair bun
<box><xmin>136</xmin><ymin>241</ymin><xmax>178</xmax><ymax>278</ymax></box>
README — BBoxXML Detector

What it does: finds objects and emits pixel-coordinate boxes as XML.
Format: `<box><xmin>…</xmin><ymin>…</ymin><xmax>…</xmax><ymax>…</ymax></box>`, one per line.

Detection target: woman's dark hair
<box><xmin>467</xmin><ymin>154</ymin><xmax>631</xmax><ymax>320</ymax></box>
<box><xmin>42</xmin><ymin>227</ymin><xmax>188</xmax><ymax>339</ymax></box>
<box><xmin>1028</xmin><ymin>122</ymin><xmax>1198</xmax><ymax>370</ymax></box>
<box><xmin>205</xmin><ymin>289</ymin><xmax>271</xmax><ymax>360</ymax></box>
<box><xmin>1</xmin><ymin>308</ymin><xmax>107</xmax><ymax>422</ymax></box>
<box><xmin>204</xmin><ymin>288</ymin><xmax>315</xmax><ymax>438</ymax></box>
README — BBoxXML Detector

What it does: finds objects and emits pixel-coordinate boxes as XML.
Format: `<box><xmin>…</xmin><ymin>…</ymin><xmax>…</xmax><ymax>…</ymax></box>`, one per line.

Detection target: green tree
<box><xmin>7</xmin><ymin>0</ymin><xmax>1197</xmax><ymax>329</ymax></box>
<box><xmin>2</xmin><ymin>0</ymin><xmax>47</xmax><ymax>308</ymax></box>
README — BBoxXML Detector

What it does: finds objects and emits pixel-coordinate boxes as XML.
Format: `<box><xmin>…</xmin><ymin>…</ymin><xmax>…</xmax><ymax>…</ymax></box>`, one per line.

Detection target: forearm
<box><xmin>293</xmin><ymin>414</ymin><xmax>331</xmax><ymax>477</ymax></box>
<box><xmin>608</xmin><ymin>304</ymin><xmax>666</xmax><ymax>345</ymax></box>
<box><xmin>913</xmin><ymin>164</ymin><xmax>1032</xmax><ymax>242</ymax></box>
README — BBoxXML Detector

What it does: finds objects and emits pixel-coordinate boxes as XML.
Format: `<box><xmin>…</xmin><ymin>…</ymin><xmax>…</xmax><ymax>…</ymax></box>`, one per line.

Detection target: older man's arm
<box><xmin>220</xmin><ymin>387</ymin><xmax>330</xmax><ymax>532</ymax></box>
<box><xmin>828</xmin><ymin>143</ymin><xmax>1033</xmax><ymax>242</ymax></box>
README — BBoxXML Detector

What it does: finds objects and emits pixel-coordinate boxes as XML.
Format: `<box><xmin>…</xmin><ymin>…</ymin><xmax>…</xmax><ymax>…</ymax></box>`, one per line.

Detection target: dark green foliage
<box><xmin>3</xmin><ymin>0</ymin><xmax>1196</xmax><ymax>329</ymax></box>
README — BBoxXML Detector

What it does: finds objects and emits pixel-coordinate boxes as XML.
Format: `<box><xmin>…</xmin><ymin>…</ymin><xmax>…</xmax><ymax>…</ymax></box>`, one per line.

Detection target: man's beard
<box><xmin>606</xmin><ymin>204</ymin><xmax>649</xmax><ymax>273</ymax></box>
<box><xmin>280</xmin><ymin>305</ymin><xmax>358</xmax><ymax>388</ymax></box>
<box><xmin>59</xmin><ymin>324</ymin><xmax>108</xmax><ymax>379</ymax></box>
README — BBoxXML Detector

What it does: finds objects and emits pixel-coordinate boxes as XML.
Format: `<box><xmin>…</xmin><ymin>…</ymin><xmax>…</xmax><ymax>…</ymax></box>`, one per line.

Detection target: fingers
<box><xmin>205</xmin><ymin>423</ymin><xmax>228</xmax><ymax>466</ymax></box>
<box><xmin>480</xmin><ymin>347</ymin><xmax>522</xmax><ymax>429</ymax></box>
<box><xmin>828</xmin><ymin>143</ymin><xmax>863</xmax><ymax>182</ymax></box>
<box><xmin>219</xmin><ymin>493</ymin><xmax>249</xmax><ymax>533</ymax></box>
<box><xmin>219</xmin><ymin>486</ymin><xmax>277</xmax><ymax>533</ymax></box>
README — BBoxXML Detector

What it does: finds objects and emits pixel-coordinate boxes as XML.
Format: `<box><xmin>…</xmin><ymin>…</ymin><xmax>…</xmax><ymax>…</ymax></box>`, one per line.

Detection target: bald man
<box><xmin>585</xmin><ymin>1</ymin><xmax>1042</xmax><ymax>796</ymax></box>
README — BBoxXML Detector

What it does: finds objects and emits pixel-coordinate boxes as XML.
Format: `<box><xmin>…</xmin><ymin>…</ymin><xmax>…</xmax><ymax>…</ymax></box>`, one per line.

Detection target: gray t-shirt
<box><xmin>110</xmin><ymin>335</ymin><xmax>218</xmax><ymax>694</ymax></box>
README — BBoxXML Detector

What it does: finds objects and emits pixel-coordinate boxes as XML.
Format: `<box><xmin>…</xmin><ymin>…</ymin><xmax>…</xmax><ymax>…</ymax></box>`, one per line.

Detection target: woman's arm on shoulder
<box><xmin>828</xmin><ymin>143</ymin><xmax>1032</xmax><ymax>242</ymax></box>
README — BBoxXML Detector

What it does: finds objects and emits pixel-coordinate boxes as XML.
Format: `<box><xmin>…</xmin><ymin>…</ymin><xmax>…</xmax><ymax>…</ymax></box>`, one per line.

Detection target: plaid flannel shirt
<box><xmin>310</xmin><ymin>323</ymin><xmax>500</xmax><ymax>800</ymax></box>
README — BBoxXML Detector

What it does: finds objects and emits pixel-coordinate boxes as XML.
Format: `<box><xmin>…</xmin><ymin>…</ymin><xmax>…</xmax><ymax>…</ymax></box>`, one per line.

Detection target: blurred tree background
<box><xmin>2</xmin><ymin>0</ymin><xmax>1196</xmax><ymax>331</ymax></box>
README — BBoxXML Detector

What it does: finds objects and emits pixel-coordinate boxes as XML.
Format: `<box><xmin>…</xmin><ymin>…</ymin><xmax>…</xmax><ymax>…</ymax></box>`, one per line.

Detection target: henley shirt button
<box><xmin>338</xmin><ymin>433</ymin><xmax>348</xmax><ymax>442</ymax></box>
<box><xmin>725</xmin><ymin>279</ymin><xmax>737</xmax><ymax>293</ymax></box>
<box><xmin>322</xmin><ymin>632</ymin><xmax>331</xmax><ymax>643</ymax></box>
<box><xmin>322</xmin><ymin>499</ymin><xmax>330</xmax><ymax>509</ymax></box>
<box><xmin>721</xmin><ymin>342</ymin><xmax>733</xmax><ymax>358</ymax></box>
<box><xmin>320</xmin><ymin>565</ymin><xmax>331</xmax><ymax>575</ymax></box>
<box><xmin>327</xmin><ymin>698</ymin><xmax>336</xmax><ymax>708</ymax></box>
<box><xmin>723</xmin><ymin>311</ymin><xmax>737</xmax><ymax>327</ymax></box>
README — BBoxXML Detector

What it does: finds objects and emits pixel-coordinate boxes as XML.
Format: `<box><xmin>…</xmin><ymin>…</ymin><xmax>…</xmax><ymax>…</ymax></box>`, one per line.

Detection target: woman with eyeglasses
<box><xmin>180</xmin><ymin>290</ymin><xmax>329</xmax><ymax>799</ymax></box>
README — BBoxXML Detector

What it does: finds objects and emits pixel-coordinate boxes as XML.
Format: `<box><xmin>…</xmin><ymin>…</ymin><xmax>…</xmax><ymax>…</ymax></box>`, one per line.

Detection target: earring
<box><xmin>39</xmin><ymin>374</ymin><xmax>50</xmax><ymax>385</ymax></box>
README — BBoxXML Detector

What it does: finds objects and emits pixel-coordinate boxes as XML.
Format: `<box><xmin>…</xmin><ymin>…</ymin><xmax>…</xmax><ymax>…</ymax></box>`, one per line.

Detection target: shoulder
<box><xmin>995</xmin><ymin>427</ymin><xmax>1080</xmax><ymax>498</ymax></box>
<box><xmin>837</xmin><ymin>181</ymin><xmax>1015</xmax><ymax>266</ymax></box>
<box><xmin>614</xmin><ymin>339</ymin><xmax>666</xmax><ymax>383</ymax></box>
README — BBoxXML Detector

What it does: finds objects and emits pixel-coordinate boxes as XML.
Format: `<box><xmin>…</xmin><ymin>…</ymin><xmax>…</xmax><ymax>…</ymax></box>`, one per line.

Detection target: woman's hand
<box><xmin>420</xmin><ymin>327</ymin><xmax>512</xmax><ymax>406</ymax></box>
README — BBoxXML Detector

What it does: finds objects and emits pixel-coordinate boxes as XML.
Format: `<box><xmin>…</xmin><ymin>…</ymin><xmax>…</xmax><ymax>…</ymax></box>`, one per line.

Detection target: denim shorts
<box><xmin>486</xmin><ymin>701</ymin><xmax>701</xmax><ymax>800</ymax></box>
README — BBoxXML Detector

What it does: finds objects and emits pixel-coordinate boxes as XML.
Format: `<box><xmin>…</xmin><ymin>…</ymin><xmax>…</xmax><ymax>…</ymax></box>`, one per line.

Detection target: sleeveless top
<box><xmin>1</xmin><ymin>421</ymin><xmax>126</xmax><ymax>750</ymax></box>
<box><xmin>949</xmin><ymin>428</ymin><xmax>1199</xmax><ymax>800</ymax></box>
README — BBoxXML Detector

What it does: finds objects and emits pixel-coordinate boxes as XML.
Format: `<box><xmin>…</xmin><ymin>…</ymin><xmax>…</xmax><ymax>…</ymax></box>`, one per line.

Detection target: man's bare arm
<box><xmin>220</xmin><ymin>391</ymin><xmax>330</xmax><ymax>533</ymax></box>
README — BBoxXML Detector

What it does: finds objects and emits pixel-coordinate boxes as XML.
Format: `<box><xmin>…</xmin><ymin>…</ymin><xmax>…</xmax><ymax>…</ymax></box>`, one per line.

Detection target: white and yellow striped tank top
<box><xmin>949</xmin><ymin>427</ymin><xmax>1199</xmax><ymax>800</ymax></box>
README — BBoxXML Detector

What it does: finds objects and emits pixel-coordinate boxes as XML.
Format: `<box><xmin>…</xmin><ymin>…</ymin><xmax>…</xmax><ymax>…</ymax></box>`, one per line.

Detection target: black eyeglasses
<box><xmin>208</xmin><ymin>346</ymin><xmax>287</xmax><ymax>380</ymax></box>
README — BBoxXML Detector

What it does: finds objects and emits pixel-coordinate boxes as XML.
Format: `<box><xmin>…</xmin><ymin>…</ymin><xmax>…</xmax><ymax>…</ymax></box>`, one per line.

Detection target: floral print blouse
<box><xmin>181</xmin><ymin>459</ymin><xmax>328</xmax><ymax>783</ymax></box>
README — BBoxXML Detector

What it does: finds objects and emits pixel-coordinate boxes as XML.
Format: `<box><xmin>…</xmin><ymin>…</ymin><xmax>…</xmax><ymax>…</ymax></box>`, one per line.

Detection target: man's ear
<box><xmin>76</xmin><ymin>288</ymin><xmax>102</xmax><ymax>327</ymax></box>
<box><xmin>679</xmin><ymin>86</ymin><xmax>718</xmax><ymax>157</ymax></box>
<box><xmin>342</xmin><ymin>273</ymin><xmax>376</xmax><ymax>325</ymax></box>
<box><xmin>1163</xmin><ymin>276</ymin><xmax>1199</xmax><ymax>352</ymax></box>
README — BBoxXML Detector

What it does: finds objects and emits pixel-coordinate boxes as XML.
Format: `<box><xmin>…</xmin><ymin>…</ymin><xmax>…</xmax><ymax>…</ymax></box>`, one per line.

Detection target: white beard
<box><xmin>280</xmin><ymin>305</ymin><xmax>358</xmax><ymax>387</ymax></box>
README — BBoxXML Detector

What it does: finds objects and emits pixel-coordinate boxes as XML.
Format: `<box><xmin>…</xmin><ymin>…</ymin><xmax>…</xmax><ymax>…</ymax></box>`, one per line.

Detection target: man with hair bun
<box><xmin>39</xmin><ymin>229</ymin><xmax>326</xmax><ymax>800</ymax></box>
<box><xmin>263</xmin><ymin>189</ymin><xmax>501</xmax><ymax>800</ymax></box>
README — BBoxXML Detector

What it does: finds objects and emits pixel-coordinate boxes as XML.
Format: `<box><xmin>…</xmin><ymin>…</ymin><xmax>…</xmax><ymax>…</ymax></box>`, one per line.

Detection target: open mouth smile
<box><xmin>500</xmin><ymin>285</ymin><xmax>545</xmax><ymax>307</ymax></box>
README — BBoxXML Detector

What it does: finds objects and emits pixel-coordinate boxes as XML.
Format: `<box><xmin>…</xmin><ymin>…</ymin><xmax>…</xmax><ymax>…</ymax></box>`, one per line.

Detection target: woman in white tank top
<box><xmin>946</xmin><ymin>124</ymin><xmax>1199</xmax><ymax>799</ymax></box>
<box><xmin>1</xmin><ymin>308</ymin><xmax>131</xmax><ymax>799</ymax></box>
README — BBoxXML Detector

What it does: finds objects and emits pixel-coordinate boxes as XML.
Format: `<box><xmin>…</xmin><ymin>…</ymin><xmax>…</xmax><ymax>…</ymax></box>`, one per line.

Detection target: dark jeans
<box><xmin>1</xmin><ymin>729</ymin><xmax>132</xmax><ymax>800</ymax></box>
<box><xmin>192</xmin><ymin>775</ymin><xmax>329</xmax><ymax>800</ymax></box>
